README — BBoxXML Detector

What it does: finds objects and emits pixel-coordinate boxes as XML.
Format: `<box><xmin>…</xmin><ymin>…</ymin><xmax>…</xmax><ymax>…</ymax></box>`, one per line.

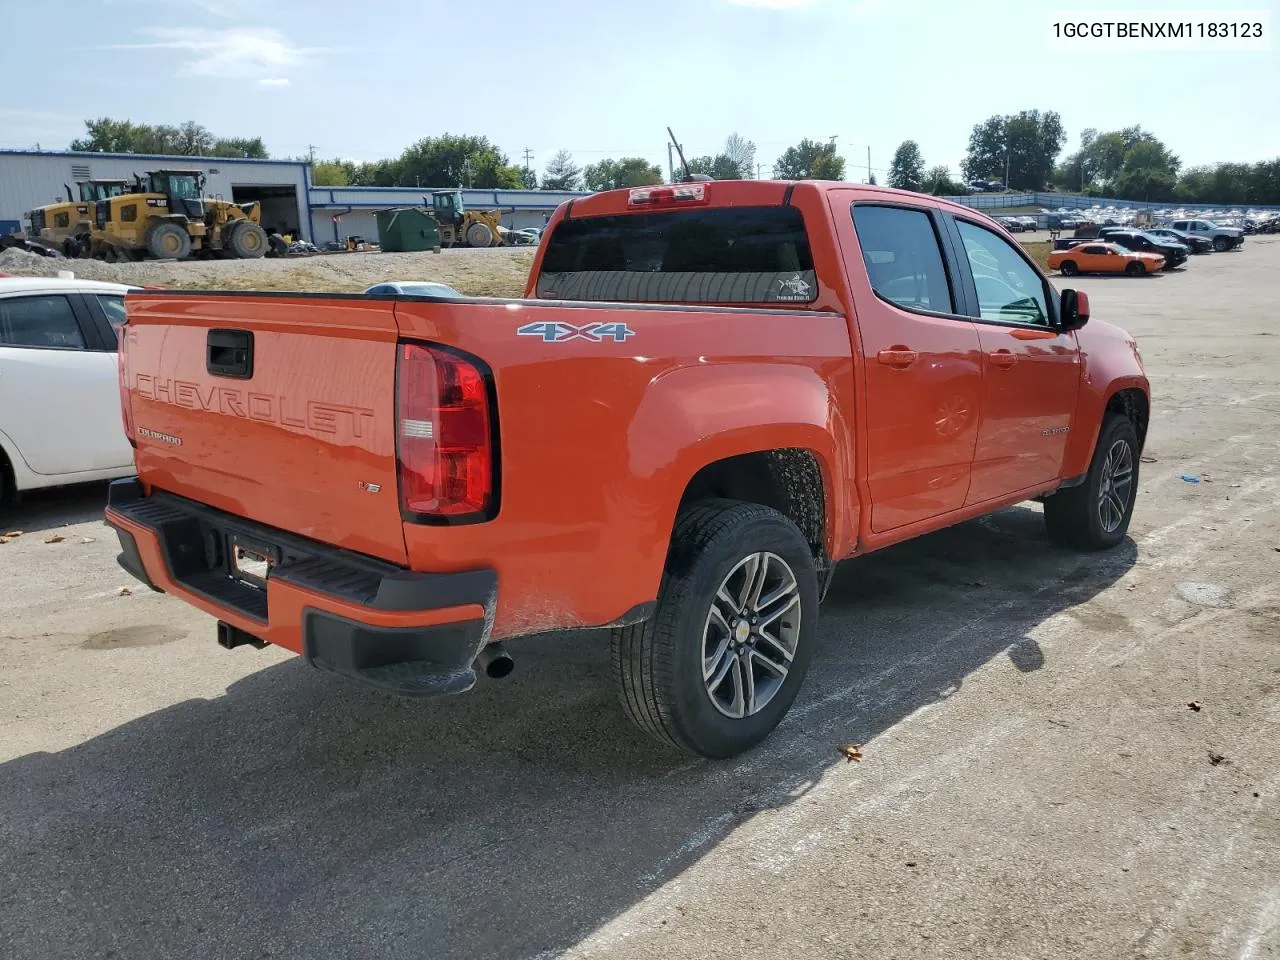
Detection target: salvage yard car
<box><xmin>1168</xmin><ymin>217</ymin><xmax>1244</xmax><ymax>251</ymax></box>
<box><xmin>0</xmin><ymin>276</ymin><xmax>136</xmax><ymax>499</ymax></box>
<box><xmin>105</xmin><ymin>180</ymin><xmax>1150</xmax><ymax>759</ymax></box>
<box><xmin>1048</xmin><ymin>241</ymin><xmax>1165</xmax><ymax>276</ymax></box>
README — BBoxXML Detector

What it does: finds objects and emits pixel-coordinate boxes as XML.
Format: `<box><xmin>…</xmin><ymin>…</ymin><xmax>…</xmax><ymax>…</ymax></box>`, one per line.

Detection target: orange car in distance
<box><xmin>1049</xmin><ymin>241</ymin><xmax>1165</xmax><ymax>276</ymax></box>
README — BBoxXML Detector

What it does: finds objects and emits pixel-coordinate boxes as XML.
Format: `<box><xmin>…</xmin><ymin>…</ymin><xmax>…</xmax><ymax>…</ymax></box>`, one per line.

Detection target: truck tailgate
<box><xmin>121</xmin><ymin>293</ymin><xmax>408</xmax><ymax>565</ymax></box>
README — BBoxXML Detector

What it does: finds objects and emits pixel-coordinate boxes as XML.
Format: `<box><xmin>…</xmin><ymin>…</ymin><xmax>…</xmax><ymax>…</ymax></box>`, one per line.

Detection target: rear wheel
<box><xmin>227</xmin><ymin>221</ymin><xmax>268</xmax><ymax>259</ymax></box>
<box><xmin>612</xmin><ymin>501</ymin><xmax>819</xmax><ymax>759</ymax></box>
<box><xmin>1044</xmin><ymin>414</ymin><xmax>1140</xmax><ymax>550</ymax></box>
<box><xmin>465</xmin><ymin>222</ymin><xmax>494</xmax><ymax>248</ymax></box>
<box><xmin>1059</xmin><ymin>260</ymin><xmax>1078</xmax><ymax>276</ymax></box>
<box><xmin>147</xmin><ymin>222</ymin><xmax>192</xmax><ymax>260</ymax></box>
<box><xmin>1125</xmin><ymin>261</ymin><xmax>1145</xmax><ymax>276</ymax></box>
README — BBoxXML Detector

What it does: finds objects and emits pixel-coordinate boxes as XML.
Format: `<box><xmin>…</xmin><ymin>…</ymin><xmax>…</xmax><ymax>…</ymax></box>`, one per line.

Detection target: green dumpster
<box><xmin>374</xmin><ymin>207</ymin><xmax>441</xmax><ymax>253</ymax></box>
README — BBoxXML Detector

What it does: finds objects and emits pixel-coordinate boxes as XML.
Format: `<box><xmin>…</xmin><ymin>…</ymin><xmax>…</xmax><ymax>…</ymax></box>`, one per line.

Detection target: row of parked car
<box><xmin>1045</xmin><ymin>218</ymin><xmax>1246</xmax><ymax>276</ymax></box>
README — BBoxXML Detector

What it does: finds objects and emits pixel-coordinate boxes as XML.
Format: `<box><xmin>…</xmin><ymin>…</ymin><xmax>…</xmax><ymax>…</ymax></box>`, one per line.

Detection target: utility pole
<box><xmin>867</xmin><ymin>146</ymin><xmax>871</xmax><ymax>184</ymax></box>
<box><xmin>522</xmin><ymin>147</ymin><xmax>534</xmax><ymax>188</ymax></box>
<box><xmin>756</xmin><ymin>162</ymin><xmax>763</xmax><ymax>180</ymax></box>
<box><xmin>307</xmin><ymin>144</ymin><xmax>316</xmax><ymax>164</ymax></box>
<box><xmin>1005</xmin><ymin>145</ymin><xmax>1011</xmax><ymax>189</ymax></box>
<box><xmin>667</xmin><ymin>141</ymin><xmax>675</xmax><ymax>183</ymax></box>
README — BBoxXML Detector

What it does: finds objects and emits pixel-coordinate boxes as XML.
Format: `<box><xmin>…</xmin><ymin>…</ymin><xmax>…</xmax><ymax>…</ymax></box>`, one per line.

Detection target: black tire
<box><xmin>612</xmin><ymin>500</ymin><xmax>819</xmax><ymax>759</ymax></box>
<box><xmin>227</xmin><ymin>221</ymin><xmax>268</xmax><ymax>259</ymax></box>
<box><xmin>1059</xmin><ymin>260</ymin><xmax>1078</xmax><ymax>276</ymax></box>
<box><xmin>1044</xmin><ymin>413</ymin><xmax>1140</xmax><ymax>550</ymax></box>
<box><xmin>1212</xmin><ymin>236</ymin><xmax>1229</xmax><ymax>252</ymax></box>
<box><xmin>147</xmin><ymin>222</ymin><xmax>192</xmax><ymax>260</ymax></box>
<box><xmin>1125</xmin><ymin>261</ymin><xmax>1145</xmax><ymax>276</ymax></box>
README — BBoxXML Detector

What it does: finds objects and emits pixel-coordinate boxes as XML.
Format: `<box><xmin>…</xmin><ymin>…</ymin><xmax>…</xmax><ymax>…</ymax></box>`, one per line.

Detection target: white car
<box><xmin>363</xmin><ymin>281</ymin><xmax>463</xmax><ymax>297</ymax></box>
<box><xmin>0</xmin><ymin>276</ymin><xmax>138</xmax><ymax>499</ymax></box>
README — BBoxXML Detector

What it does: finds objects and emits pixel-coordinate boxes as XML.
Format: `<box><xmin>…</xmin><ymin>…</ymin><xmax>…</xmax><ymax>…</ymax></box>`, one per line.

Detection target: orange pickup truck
<box><xmin>106</xmin><ymin>180</ymin><xmax>1149</xmax><ymax>758</ymax></box>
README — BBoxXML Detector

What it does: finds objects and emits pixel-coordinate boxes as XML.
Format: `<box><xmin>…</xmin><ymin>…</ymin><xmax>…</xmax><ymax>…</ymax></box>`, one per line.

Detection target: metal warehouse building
<box><xmin>1</xmin><ymin>149</ymin><xmax>591</xmax><ymax>248</ymax></box>
<box><xmin>0</xmin><ymin>150</ymin><xmax>314</xmax><ymax>240</ymax></box>
<box><xmin>308</xmin><ymin>186</ymin><xmax>589</xmax><ymax>246</ymax></box>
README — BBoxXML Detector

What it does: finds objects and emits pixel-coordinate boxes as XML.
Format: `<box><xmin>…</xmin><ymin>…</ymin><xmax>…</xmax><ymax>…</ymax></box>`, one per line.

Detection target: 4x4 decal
<box><xmin>516</xmin><ymin>321</ymin><xmax>635</xmax><ymax>343</ymax></box>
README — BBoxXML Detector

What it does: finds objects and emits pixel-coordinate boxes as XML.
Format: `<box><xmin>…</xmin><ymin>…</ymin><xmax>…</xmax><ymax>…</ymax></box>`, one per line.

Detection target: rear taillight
<box><xmin>117</xmin><ymin>327</ymin><xmax>135</xmax><ymax>446</ymax></box>
<box><xmin>395</xmin><ymin>342</ymin><xmax>496</xmax><ymax>522</ymax></box>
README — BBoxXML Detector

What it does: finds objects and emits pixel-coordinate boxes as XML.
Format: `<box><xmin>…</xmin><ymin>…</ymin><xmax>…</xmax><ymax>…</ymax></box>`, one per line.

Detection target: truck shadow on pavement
<box><xmin>0</xmin><ymin>505</ymin><xmax>1135</xmax><ymax>960</ymax></box>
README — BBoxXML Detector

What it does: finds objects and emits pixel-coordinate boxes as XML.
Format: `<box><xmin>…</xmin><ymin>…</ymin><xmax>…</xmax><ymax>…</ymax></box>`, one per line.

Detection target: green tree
<box><xmin>686</xmin><ymin>153</ymin><xmax>746</xmax><ymax>179</ymax></box>
<box><xmin>395</xmin><ymin>134</ymin><xmax>524</xmax><ymax>189</ymax></box>
<box><xmin>541</xmin><ymin>150</ymin><xmax>582</xmax><ymax>191</ymax></box>
<box><xmin>887</xmin><ymin>140</ymin><xmax>925</xmax><ymax>191</ymax></box>
<box><xmin>773</xmin><ymin>139</ymin><xmax>845</xmax><ymax>180</ymax></box>
<box><xmin>1109</xmin><ymin>138</ymin><xmax>1180</xmax><ymax>200</ymax></box>
<box><xmin>962</xmin><ymin>110</ymin><xmax>1065</xmax><ymax>189</ymax></box>
<box><xmin>724</xmin><ymin>132</ymin><xmax>756</xmax><ymax>179</ymax></box>
<box><xmin>310</xmin><ymin>158</ymin><xmax>355</xmax><ymax>186</ymax></box>
<box><xmin>69</xmin><ymin>117</ymin><xmax>267</xmax><ymax>158</ymax></box>
<box><xmin>924</xmin><ymin>165</ymin><xmax>964</xmax><ymax>195</ymax></box>
<box><xmin>212</xmin><ymin>136</ymin><xmax>268</xmax><ymax>159</ymax></box>
<box><xmin>582</xmin><ymin>157</ymin><xmax>663</xmax><ymax>191</ymax></box>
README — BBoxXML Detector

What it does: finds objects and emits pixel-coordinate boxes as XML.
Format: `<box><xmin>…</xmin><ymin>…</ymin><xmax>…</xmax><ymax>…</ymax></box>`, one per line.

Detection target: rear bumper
<box><xmin>105</xmin><ymin>478</ymin><xmax>497</xmax><ymax>698</ymax></box>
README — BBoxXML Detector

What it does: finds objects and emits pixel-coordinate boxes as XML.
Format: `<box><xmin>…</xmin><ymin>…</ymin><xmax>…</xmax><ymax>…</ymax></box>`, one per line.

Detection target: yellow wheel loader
<box><xmin>25</xmin><ymin>180</ymin><xmax>129</xmax><ymax>257</ymax></box>
<box><xmin>428</xmin><ymin>190</ymin><xmax>505</xmax><ymax>248</ymax></box>
<box><xmin>90</xmin><ymin>169</ymin><xmax>268</xmax><ymax>261</ymax></box>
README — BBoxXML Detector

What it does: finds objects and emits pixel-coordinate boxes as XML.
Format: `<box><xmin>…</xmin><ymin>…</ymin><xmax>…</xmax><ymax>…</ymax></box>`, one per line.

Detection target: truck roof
<box><xmin>564</xmin><ymin>178</ymin><xmax>1004</xmax><ymax>229</ymax></box>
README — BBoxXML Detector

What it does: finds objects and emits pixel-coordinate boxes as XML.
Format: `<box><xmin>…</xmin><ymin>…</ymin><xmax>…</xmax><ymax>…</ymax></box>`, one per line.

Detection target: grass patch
<box><xmin>1020</xmin><ymin>241</ymin><xmax>1051</xmax><ymax>272</ymax></box>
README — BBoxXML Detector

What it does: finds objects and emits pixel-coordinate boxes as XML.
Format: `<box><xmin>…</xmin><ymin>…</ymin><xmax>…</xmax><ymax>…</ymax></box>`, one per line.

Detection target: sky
<box><xmin>2</xmin><ymin>0</ymin><xmax>1277</xmax><ymax>182</ymax></box>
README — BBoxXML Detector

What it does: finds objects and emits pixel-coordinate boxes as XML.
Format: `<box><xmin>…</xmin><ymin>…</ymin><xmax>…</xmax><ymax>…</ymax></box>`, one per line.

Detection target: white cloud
<box><xmin>259</xmin><ymin>77</ymin><xmax>291</xmax><ymax>87</ymax></box>
<box><xmin>107</xmin><ymin>27</ymin><xmax>326</xmax><ymax>81</ymax></box>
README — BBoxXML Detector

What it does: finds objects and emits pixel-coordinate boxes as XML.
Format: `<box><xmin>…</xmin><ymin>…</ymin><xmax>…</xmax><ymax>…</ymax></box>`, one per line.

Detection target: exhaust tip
<box><xmin>476</xmin><ymin>642</ymin><xmax>514</xmax><ymax>680</ymax></box>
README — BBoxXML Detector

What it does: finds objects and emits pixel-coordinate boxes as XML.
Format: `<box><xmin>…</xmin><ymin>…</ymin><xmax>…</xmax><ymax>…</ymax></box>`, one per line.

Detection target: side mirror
<box><xmin>1060</xmin><ymin>289</ymin><xmax>1090</xmax><ymax>331</ymax></box>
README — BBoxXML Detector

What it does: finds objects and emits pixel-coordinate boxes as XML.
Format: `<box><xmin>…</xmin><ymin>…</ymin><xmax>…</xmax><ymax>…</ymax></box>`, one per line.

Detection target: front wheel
<box><xmin>1125</xmin><ymin>261</ymin><xmax>1146</xmax><ymax>276</ymax></box>
<box><xmin>1212</xmin><ymin>236</ymin><xmax>1229</xmax><ymax>252</ymax></box>
<box><xmin>1043</xmin><ymin>414</ymin><xmax>1140</xmax><ymax>549</ymax></box>
<box><xmin>612</xmin><ymin>501</ymin><xmax>819</xmax><ymax>759</ymax></box>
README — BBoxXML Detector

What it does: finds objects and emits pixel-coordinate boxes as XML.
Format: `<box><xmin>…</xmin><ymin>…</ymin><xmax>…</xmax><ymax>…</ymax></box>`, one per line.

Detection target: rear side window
<box><xmin>537</xmin><ymin>206</ymin><xmax>815</xmax><ymax>304</ymax></box>
<box><xmin>97</xmin><ymin>295</ymin><xmax>126</xmax><ymax>329</ymax></box>
<box><xmin>0</xmin><ymin>295</ymin><xmax>85</xmax><ymax>349</ymax></box>
<box><xmin>850</xmin><ymin>205</ymin><xmax>955</xmax><ymax>314</ymax></box>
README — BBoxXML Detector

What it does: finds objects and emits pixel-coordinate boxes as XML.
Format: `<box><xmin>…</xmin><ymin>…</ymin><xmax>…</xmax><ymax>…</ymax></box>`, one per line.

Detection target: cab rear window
<box><xmin>536</xmin><ymin>206</ymin><xmax>816</xmax><ymax>305</ymax></box>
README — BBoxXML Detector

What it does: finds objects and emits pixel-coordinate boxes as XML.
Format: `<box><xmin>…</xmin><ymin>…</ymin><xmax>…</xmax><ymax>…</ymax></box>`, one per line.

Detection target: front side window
<box><xmin>955</xmin><ymin>220</ymin><xmax>1049</xmax><ymax>327</ymax></box>
<box><xmin>0</xmin><ymin>296</ymin><xmax>85</xmax><ymax>349</ymax></box>
<box><xmin>850</xmin><ymin>205</ymin><xmax>954</xmax><ymax>314</ymax></box>
<box><xmin>538</xmin><ymin>206</ymin><xmax>815</xmax><ymax>304</ymax></box>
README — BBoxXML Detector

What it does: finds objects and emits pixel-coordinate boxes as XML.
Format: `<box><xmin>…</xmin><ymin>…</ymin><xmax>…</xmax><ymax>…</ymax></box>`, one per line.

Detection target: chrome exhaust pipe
<box><xmin>475</xmin><ymin>642</ymin><xmax>514</xmax><ymax>679</ymax></box>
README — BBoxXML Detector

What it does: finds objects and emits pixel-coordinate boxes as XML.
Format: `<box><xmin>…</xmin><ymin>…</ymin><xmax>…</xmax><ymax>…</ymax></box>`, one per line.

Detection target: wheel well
<box><xmin>1106</xmin><ymin>388</ymin><xmax>1149</xmax><ymax>451</ymax></box>
<box><xmin>678</xmin><ymin>449</ymin><xmax>829</xmax><ymax>572</ymax></box>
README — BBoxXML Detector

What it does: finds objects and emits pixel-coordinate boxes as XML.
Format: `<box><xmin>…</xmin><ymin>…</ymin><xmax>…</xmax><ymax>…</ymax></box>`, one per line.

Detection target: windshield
<box><xmin>538</xmin><ymin>206</ymin><xmax>816</xmax><ymax>304</ymax></box>
<box><xmin>162</xmin><ymin>174</ymin><xmax>203</xmax><ymax>199</ymax></box>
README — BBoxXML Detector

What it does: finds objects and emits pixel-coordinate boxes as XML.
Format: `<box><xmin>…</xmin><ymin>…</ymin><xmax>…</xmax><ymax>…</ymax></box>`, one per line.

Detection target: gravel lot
<box><xmin>0</xmin><ymin>244</ymin><xmax>537</xmax><ymax>297</ymax></box>
<box><xmin>1</xmin><ymin>239</ymin><xmax>1278</xmax><ymax>960</ymax></box>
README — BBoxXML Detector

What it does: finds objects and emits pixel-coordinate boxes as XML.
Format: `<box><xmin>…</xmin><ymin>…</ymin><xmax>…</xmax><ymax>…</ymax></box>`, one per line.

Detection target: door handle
<box><xmin>877</xmin><ymin>348</ymin><xmax>918</xmax><ymax>368</ymax></box>
<box><xmin>989</xmin><ymin>349</ymin><xmax>1018</xmax><ymax>368</ymax></box>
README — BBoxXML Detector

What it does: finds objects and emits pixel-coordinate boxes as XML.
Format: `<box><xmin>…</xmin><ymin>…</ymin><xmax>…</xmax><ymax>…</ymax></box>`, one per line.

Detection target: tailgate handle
<box><xmin>207</xmin><ymin>329</ymin><xmax>254</xmax><ymax>379</ymax></box>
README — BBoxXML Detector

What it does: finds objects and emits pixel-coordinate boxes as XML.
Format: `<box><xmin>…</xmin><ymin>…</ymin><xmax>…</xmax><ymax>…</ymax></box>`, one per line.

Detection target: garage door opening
<box><xmin>231</xmin><ymin>185</ymin><xmax>301</xmax><ymax>240</ymax></box>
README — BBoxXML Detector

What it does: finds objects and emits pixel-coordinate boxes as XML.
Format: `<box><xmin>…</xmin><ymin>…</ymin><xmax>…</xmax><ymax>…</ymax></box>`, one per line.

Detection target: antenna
<box><xmin>666</xmin><ymin>126</ymin><xmax>713</xmax><ymax>183</ymax></box>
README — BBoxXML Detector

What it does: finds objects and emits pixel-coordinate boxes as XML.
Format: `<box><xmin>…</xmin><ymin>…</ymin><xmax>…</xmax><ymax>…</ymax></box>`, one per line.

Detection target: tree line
<box><xmin>67</xmin><ymin>117</ymin><xmax>1280</xmax><ymax>205</ymax></box>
